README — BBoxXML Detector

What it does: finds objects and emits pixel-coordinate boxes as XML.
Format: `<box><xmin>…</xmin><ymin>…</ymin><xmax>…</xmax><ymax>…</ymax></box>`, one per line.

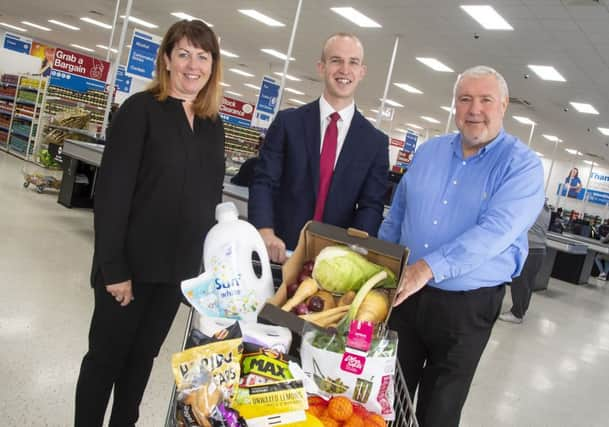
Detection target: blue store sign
<box><xmin>49</xmin><ymin>70</ymin><xmax>106</xmax><ymax>93</ymax></box>
<box><xmin>126</xmin><ymin>30</ymin><xmax>161</xmax><ymax>80</ymax></box>
<box><xmin>251</xmin><ymin>76</ymin><xmax>280</xmax><ymax>130</ymax></box>
<box><xmin>115</xmin><ymin>66</ymin><xmax>132</xmax><ymax>93</ymax></box>
<box><xmin>3</xmin><ymin>32</ymin><xmax>32</xmax><ymax>54</ymax></box>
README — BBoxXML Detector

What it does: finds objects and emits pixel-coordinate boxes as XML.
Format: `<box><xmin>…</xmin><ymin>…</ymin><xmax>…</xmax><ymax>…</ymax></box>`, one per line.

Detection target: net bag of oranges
<box><xmin>300</xmin><ymin>322</ymin><xmax>398</xmax><ymax>421</ymax></box>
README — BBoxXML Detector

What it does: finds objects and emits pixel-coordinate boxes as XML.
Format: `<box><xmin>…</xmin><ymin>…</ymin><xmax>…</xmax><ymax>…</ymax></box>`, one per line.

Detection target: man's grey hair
<box><xmin>453</xmin><ymin>65</ymin><xmax>509</xmax><ymax>100</ymax></box>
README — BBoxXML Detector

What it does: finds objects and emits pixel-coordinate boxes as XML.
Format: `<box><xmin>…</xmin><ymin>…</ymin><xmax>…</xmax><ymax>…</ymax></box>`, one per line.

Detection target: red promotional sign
<box><xmin>52</xmin><ymin>47</ymin><xmax>110</xmax><ymax>82</ymax></box>
<box><xmin>390</xmin><ymin>138</ymin><xmax>405</xmax><ymax>148</ymax></box>
<box><xmin>220</xmin><ymin>96</ymin><xmax>254</xmax><ymax>126</ymax></box>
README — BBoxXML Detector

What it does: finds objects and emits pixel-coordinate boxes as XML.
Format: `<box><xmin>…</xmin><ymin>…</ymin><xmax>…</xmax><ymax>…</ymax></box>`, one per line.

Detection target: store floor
<box><xmin>1</xmin><ymin>150</ymin><xmax>609</xmax><ymax>427</ymax></box>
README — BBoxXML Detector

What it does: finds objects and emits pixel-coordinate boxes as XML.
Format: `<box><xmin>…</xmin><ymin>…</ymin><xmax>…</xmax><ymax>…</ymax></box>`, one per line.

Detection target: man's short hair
<box><xmin>320</xmin><ymin>32</ymin><xmax>364</xmax><ymax>62</ymax></box>
<box><xmin>453</xmin><ymin>65</ymin><xmax>509</xmax><ymax>100</ymax></box>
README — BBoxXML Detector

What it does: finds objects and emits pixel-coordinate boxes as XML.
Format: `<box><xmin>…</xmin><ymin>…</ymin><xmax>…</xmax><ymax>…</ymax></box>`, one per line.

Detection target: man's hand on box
<box><xmin>259</xmin><ymin>228</ymin><xmax>287</xmax><ymax>264</ymax></box>
<box><xmin>393</xmin><ymin>259</ymin><xmax>433</xmax><ymax>306</ymax></box>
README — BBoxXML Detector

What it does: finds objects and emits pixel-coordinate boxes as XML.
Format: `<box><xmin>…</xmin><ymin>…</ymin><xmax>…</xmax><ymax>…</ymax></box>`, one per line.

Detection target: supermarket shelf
<box><xmin>0</xmin><ymin>124</ymin><xmax>9</xmax><ymax>132</ymax></box>
<box><xmin>19</xmin><ymin>85</ymin><xmax>44</xmax><ymax>92</ymax></box>
<box><xmin>14</xmin><ymin>114</ymin><xmax>34</xmax><ymax>122</ymax></box>
<box><xmin>46</xmin><ymin>96</ymin><xmax>106</xmax><ymax>111</ymax></box>
<box><xmin>16</xmin><ymin>99</ymin><xmax>36</xmax><ymax>106</ymax></box>
<box><xmin>0</xmin><ymin>95</ymin><xmax>15</xmax><ymax>102</ymax></box>
<box><xmin>10</xmin><ymin>130</ymin><xmax>31</xmax><ymax>140</ymax></box>
<box><xmin>1</xmin><ymin>82</ymin><xmax>18</xmax><ymax>88</ymax></box>
<box><xmin>0</xmin><ymin>109</ymin><xmax>12</xmax><ymax>116</ymax></box>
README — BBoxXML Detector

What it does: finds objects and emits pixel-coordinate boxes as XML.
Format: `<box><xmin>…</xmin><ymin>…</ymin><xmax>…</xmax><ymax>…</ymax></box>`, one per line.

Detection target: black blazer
<box><xmin>248</xmin><ymin>100</ymin><xmax>389</xmax><ymax>250</ymax></box>
<box><xmin>91</xmin><ymin>91</ymin><xmax>225</xmax><ymax>286</ymax></box>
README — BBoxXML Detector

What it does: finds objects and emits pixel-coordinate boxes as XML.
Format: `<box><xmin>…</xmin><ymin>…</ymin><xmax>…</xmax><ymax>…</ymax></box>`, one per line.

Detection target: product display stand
<box><xmin>4</xmin><ymin>74</ymin><xmax>46</xmax><ymax>159</ymax></box>
<box><xmin>0</xmin><ymin>74</ymin><xmax>18</xmax><ymax>150</ymax></box>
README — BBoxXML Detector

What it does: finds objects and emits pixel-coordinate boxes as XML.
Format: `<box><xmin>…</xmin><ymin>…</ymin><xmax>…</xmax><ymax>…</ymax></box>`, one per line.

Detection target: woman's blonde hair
<box><xmin>149</xmin><ymin>20</ymin><xmax>223</xmax><ymax>119</ymax></box>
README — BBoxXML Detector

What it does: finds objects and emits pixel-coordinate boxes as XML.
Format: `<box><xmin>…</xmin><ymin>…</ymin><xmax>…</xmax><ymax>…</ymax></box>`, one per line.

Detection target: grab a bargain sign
<box><xmin>52</xmin><ymin>48</ymin><xmax>110</xmax><ymax>82</ymax></box>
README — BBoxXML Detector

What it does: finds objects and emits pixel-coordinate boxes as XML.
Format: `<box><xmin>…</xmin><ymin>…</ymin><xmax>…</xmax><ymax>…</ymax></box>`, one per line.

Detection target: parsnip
<box><xmin>337</xmin><ymin>291</ymin><xmax>356</xmax><ymax>306</ymax></box>
<box><xmin>299</xmin><ymin>304</ymin><xmax>349</xmax><ymax>322</ymax></box>
<box><xmin>355</xmin><ymin>289</ymin><xmax>389</xmax><ymax>323</ymax></box>
<box><xmin>282</xmin><ymin>277</ymin><xmax>319</xmax><ymax>311</ymax></box>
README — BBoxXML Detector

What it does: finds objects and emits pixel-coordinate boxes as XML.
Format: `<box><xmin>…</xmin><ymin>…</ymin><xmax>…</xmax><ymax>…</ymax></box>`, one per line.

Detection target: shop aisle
<box><xmin>1</xmin><ymin>149</ymin><xmax>609</xmax><ymax>426</ymax></box>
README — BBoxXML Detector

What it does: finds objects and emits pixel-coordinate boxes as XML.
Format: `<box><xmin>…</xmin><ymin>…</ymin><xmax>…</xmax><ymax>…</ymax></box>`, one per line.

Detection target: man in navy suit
<box><xmin>249</xmin><ymin>33</ymin><xmax>389</xmax><ymax>263</ymax></box>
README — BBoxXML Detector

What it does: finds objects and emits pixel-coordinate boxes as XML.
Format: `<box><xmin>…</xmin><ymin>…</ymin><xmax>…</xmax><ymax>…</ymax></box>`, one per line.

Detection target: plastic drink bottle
<box><xmin>202</xmin><ymin>202</ymin><xmax>274</xmax><ymax>323</ymax></box>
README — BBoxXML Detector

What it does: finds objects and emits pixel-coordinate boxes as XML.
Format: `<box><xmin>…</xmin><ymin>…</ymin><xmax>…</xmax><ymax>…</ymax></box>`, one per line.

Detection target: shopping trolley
<box><xmin>163</xmin><ymin>305</ymin><xmax>418</xmax><ymax>427</ymax></box>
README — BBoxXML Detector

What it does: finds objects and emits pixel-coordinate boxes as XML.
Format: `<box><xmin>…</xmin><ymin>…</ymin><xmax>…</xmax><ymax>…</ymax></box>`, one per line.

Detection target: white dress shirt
<box><xmin>319</xmin><ymin>96</ymin><xmax>355</xmax><ymax>168</ymax></box>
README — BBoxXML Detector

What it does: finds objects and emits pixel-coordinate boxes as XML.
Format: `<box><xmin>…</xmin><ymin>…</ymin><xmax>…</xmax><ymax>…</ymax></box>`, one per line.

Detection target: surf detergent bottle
<box><xmin>203</xmin><ymin>202</ymin><xmax>274</xmax><ymax>323</ymax></box>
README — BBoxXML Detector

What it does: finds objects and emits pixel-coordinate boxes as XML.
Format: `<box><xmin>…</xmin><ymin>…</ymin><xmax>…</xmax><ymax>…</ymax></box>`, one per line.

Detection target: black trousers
<box><xmin>510</xmin><ymin>250</ymin><xmax>546</xmax><ymax>319</ymax></box>
<box><xmin>74</xmin><ymin>279</ymin><xmax>182</xmax><ymax>427</ymax></box>
<box><xmin>389</xmin><ymin>284</ymin><xmax>505</xmax><ymax>427</ymax></box>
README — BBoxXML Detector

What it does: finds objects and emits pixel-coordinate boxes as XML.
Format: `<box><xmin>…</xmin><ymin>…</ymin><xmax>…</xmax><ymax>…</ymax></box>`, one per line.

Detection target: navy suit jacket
<box><xmin>248</xmin><ymin>99</ymin><xmax>389</xmax><ymax>250</ymax></box>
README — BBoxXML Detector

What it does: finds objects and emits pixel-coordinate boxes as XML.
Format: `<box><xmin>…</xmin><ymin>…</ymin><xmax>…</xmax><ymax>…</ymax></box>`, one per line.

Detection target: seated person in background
<box><xmin>230</xmin><ymin>157</ymin><xmax>258</xmax><ymax>187</ymax></box>
<box><xmin>597</xmin><ymin>219</ymin><xmax>609</xmax><ymax>239</ymax></box>
<box><xmin>595</xmin><ymin>234</ymin><xmax>609</xmax><ymax>280</ymax></box>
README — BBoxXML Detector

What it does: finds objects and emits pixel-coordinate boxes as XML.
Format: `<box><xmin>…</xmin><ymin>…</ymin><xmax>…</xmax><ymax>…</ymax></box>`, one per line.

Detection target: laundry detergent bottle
<box><xmin>202</xmin><ymin>202</ymin><xmax>274</xmax><ymax>323</ymax></box>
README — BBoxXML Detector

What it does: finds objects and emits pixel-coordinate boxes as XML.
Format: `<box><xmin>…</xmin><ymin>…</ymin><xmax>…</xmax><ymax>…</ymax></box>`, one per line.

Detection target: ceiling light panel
<box><xmin>565</xmin><ymin>148</ymin><xmax>578</xmax><ymax>155</ymax></box>
<box><xmin>527</xmin><ymin>65</ymin><xmax>566</xmax><ymax>82</ymax></box>
<box><xmin>48</xmin><ymin>19</ymin><xmax>80</xmax><ymax>30</ymax></box>
<box><xmin>569</xmin><ymin>102</ymin><xmax>599</xmax><ymax>115</ymax></box>
<box><xmin>273</xmin><ymin>72</ymin><xmax>301</xmax><ymax>81</ymax></box>
<box><xmin>598</xmin><ymin>127</ymin><xmax>609</xmax><ymax>136</ymax></box>
<box><xmin>542</xmin><ymin>134</ymin><xmax>561</xmax><ymax>142</ymax></box>
<box><xmin>421</xmin><ymin>116</ymin><xmax>441</xmax><ymax>123</ymax></box>
<box><xmin>244</xmin><ymin>83</ymin><xmax>259</xmax><ymax>90</ymax></box>
<box><xmin>330</xmin><ymin>7</ymin><xmax>382</xmax><ymax>28</ymax></box>
<box><xmin>21</xmin><ymin>21</ymin><xmax>51</xmax><ymax>31</ymax></box>
<box><xmin>406</xmin><ymin>123</ymin><xmax>423</xmax><ymax>130</ymax></box>
<box><xmin>284</xmin><ymin>87</ymin><xmax>304</xmax><ymax>95</ymax></box>
<box><xmin>380</xmin><ymin>98</ymin><xmax>404</xmax><ymax>108</ymax></box>
<box><xmin>80</xmin><ymin>17</ymin><xmax>112</xmax><ymax>29</ymax></box>
<box><xmin>460</xmin><ymin>5</ymin><xmax>513</xmax><ymax>30</ymax></box>
<box><xmin>513</xmin><ymin>115</ymin><xmax>535</xmax><ymax>125</ymax></box>
<box><xmin>220</xmin><ymin>82</ymin><xmax>230</xmax><ymax>87</ymax></box>
<box><xmin>261</xmin><ymin>48</ymin><xmax>294</xmax><ymax>61</ymax></box>
<box><xmin>225</xmin><ymin>90</ymin><xmax>243</xmax><ymax>97</ymax></box>
<box><xmin>70</xmin><ymin>43</ymin><xmax>94</xmax><ymax>53</ymax></box>
<box><xmin>535</xmin><ymin>152</ymin><xmax>544</xmax><ymax>157</ymax></box>
<box><xmin>96</xmin><ymin>44</ymin><xmax>117</xmax><ymax>53</ymax></box>
<box><xmin>441</xmin><ymin>106</ymin><xmax>455</xmax><ymax>113</ymax></box>
<box><xmin>0</xmin><ymin>22</ymin><xmax>27</xmax><ymax>32</ymax></box>
<box><xmin>416</xmin><ymin>57</ymin><xmax>454</xmax><ymax>72</ymax></box>
<box><xmin>170</xmin><ymin>12</ymin><xmax>213</xmax><ymax>26</ymax></box>
<box><xmin>394</xmin><ymin>83</ymin><xmax>423</xmax><ymax>94</ymax></box>
<box><xmin>394</xmin><ymin>128</ymin><xmax>408</xmax><ymax>133</ymax></box>
<box><xmin>229</xmin><ymin>68</ymin><xmax>255</xmax><ymax>77</ymax></box>
<box><xmin>221</xmin><ymin>49</ymin><xmax>239</xmax><ymax>58</ymax></box>
<box><xmin>120</xmin><ymin>15</ymin><xmax>158</xmax><ymax>29</ymax></box>
<box><xmin>238</xmin><ymin>9</ymin><xmax>285</xmax><ymax>27</ymax></box>
<box><xmin>289</xmin><ymin>98</ymin><xmax>306</xmax><ymax>105</ymax></box>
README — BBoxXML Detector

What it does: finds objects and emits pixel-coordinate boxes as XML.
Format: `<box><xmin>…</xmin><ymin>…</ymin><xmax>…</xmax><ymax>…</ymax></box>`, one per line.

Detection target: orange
<box><xmin>309</xmin><ymin>396</ymin><xmax>329</xmax><ymax>407</ymax></box>
<box><xmin>365</xmin><ymin>413</ymin><xmax>386</xmax><ymax>427</ymax></box>
<box><xmin>319</xmin><ymin>415</ymin><xmax>341</xmax><ymax>427</ymax></box>
<box><xmin>352</xmin><ymin>403</ymin><xmax>369</xmax><ymax>418</ymax></box>
<box><xmin>308</xmin><ymin>405</ymin><xmax>326</xmax><ymax>418</ymax></box>
<box><xmin>327</xmin><ymin>396</ymin><xmax>353</xmax><ymax>421</ymax></box>
<box><xmin>343</xmin><ymin>414</ymin><xmax>365</xmax><ymax>427</ymax></box>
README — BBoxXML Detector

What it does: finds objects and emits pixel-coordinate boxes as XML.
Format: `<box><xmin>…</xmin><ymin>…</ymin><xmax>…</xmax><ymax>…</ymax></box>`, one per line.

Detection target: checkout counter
<box><xmin>541</xmin><ymin>231</ymin><xmax>609</xmax><ymax>288</ymax></box>
<box><xmin>58</xmin><ymin>139</ymin><xmax>252</xmax><ymax>214</ymax></box>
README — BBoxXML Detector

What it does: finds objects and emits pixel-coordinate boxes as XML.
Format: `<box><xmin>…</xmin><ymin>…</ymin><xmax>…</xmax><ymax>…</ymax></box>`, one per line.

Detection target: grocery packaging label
<box><xmin>377</xmin><ymin>375</ymin><xmax>393</xmax><ymax>416</ymax></box>
<box><xmin>208</xmin><ymin>242</ymin><xmax>260</xmax><ymax>318</ymax></box>
<box><xmin>346</xmin><ymin>320</ymin><xmax>374</xmax><ymax>352</ymax></box>
<box><xmin>233</xmin><ymin>380</ymin><xmax>307</xmax><ymax>419</ymax></box>
<box><xmin>340</xmin><ymin>351</ymin><xmax>367</xmax><ymax>375</ymax></box>
<box><xmin>171</xmin><ymin>338</ymin><xmax>243</xmax><ymax>401</ymax></box>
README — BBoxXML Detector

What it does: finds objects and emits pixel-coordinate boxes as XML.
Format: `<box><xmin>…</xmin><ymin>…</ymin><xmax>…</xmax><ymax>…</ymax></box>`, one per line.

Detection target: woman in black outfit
<box><xmin>75</xmin><ymin>20</ymin><xmax>225</xmax><ymax>427</ymax></box>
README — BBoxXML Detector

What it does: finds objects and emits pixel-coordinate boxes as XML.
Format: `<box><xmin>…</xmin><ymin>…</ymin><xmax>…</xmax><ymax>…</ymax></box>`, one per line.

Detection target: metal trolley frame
<box><xmin>163</xmin><ymin>307</ymin><xmax>418</xmax><ymax>427</ymax></box>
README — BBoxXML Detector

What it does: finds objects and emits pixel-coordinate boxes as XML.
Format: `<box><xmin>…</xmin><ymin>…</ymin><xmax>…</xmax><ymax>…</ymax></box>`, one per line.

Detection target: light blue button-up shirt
<box><xmin>379</xmin><ymin>129</ymin><xmax>545</xmax><ymax>291</ymax></box>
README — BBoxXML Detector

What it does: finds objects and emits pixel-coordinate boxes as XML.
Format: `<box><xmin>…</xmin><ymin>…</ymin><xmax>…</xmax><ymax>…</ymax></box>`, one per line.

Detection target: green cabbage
<box><xmin>312</xmin><ymin>246</ymin><xmax>397</xmax><ymax>293</ymax></box>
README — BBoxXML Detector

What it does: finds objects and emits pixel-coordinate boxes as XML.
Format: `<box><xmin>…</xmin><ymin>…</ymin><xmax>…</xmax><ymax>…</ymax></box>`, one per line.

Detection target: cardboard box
<box><xmin>258</xmin><ymin>221</ymin><xmax>409</xmax><ymax>336</ymax></box>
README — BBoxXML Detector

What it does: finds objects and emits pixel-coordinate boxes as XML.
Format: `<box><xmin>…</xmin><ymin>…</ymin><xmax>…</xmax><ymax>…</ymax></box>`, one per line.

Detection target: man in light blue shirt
<box><xmin>379</xmin><ymin>65</ymin><xmax>544</xmax><ymax>427</ymax></box>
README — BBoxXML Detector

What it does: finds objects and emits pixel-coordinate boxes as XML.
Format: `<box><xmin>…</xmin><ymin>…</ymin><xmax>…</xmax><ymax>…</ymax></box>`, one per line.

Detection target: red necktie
<box><xmin>314</xmin><ymin>112</ymin><xmax>340</xmax><ymax>221</ymax></box>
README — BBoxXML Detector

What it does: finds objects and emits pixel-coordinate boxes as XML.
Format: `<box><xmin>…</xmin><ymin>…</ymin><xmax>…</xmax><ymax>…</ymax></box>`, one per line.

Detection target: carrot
<box><xmin>282</xmin><ymin>277</ymin><xmax>319</xmax><ymax>312</ymax></box>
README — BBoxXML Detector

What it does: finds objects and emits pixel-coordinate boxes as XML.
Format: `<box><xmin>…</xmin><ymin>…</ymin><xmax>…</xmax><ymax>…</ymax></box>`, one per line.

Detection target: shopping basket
<box><xmin>163</xmin><ymin>307</ymin><xmax>419</xmax><ymax>427</ymax></box>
